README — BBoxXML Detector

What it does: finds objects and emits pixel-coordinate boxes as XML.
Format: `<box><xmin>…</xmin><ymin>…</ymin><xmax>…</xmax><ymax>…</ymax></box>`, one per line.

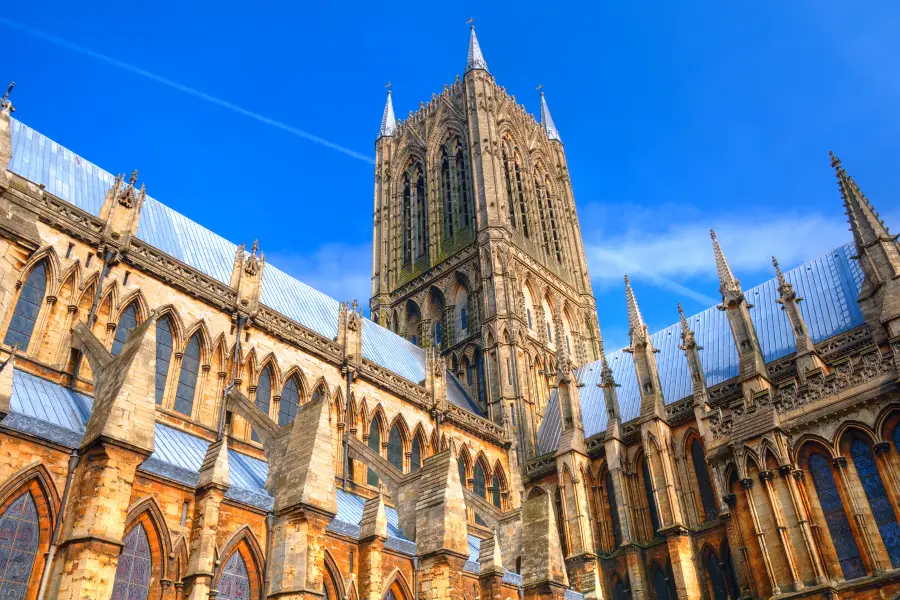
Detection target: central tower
<box><xmin>370</xmin><ymin>26</ymin><xmax>600</xmax><ymax>459</ymax></box>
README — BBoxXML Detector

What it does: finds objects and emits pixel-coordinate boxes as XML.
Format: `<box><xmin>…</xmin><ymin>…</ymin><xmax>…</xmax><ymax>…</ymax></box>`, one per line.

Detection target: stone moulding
<box><xmin>4</xmin><ymin>177</ymin><xmax>511</xmax><ymax>447</ymax></box>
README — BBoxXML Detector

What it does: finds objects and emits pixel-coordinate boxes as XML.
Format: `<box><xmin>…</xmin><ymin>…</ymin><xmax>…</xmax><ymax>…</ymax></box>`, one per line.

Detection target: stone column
<box><xmin>758</xmin><ymin>469</ymin><xmax>802</xmax><ymax>590</ymax></box>
<box><xmin>781</xmin><ymin>466</ymin><xmax>827</xmax><ymax>585</ymax></box>
<box><xmin>740</xmin><ymin>477</ymin><xmax>780</xmax><ymax>595</ymax></box>
<box><xmin>46</xmin><ymin>317</ymin><xmax>159</xmax><ymax>600</ymax></box>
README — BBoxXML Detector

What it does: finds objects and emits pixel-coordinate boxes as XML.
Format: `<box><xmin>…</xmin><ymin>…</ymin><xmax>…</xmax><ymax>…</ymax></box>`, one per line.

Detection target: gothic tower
<box><xmin>371</xmin><ymin>26</ymin><xmax>600</xmax><ymax>461</ymax></box>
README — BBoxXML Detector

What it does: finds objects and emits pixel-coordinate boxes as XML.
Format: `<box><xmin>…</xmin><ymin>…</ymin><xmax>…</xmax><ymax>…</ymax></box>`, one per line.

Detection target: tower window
<box><xmin>460</xmin><ymin>308</ymin><xmax>468</xmax><ymax>331</ymax></box>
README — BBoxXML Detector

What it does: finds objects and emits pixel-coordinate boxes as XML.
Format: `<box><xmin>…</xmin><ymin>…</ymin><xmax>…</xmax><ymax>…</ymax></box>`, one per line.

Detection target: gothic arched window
<box><xmin>460</xmin><ymin>308</ymin><xmax>468</xmax><ymax>331</ymax></box>
<box><xmin>155</xmin><ymin>318</ymin><xmax>174</xmax><ymax>405</ymax></box>
<box><xmin>721</xmin><ymin>543</ymin><xmax>741</xmax><ymax>599</ymax></box>
<box><xmin>491</xmin><ymin>471</ymin><xmax>503</xmax><ymax>509</ymax></box>
<box><xmin>642</xmin><ymin>457</ymin><xmax>661</xmax><ymax>538</ymax></box>
<box><xmin>691</xmin><ymin>439</ymin><xmax>718</xmax><ymax>521</ymax></box>
<box><xmin>456</xmin><ymin>144</ymin><xmax>471</xmax><ymax>228</ymax></box>
<box><xmin>513</xmin><ymin>159</ymin><xmax>529</xmax><ymax>238</ymax></box>
<box><xmin>651</xmin><ymin>563</ymin><xmax>672</xmax><ymax>600</ymax></box>
<box><xmin>174</xmin><ymin>334</ymin><xmax>201</xmax><ymax>416</ymax></box>
<box><xmin>441</xmin><ymin>147</ymin><xmax>454</xmax><ymax>239</ymax></box>
<box><xmin>458</xmin><ymin>455</ymin><xmax>468</xmax><ymax>488</ymax></box>
<box><xmin>4</xmin><ymin>261</ymin><xmax>47</xmax><ymax>349</ymax></box>
<box><xmin>704</xmin><ymin>548</ymin><xmax>729</xmax><ymax>600</ymax></box>
<box><xmin>545</xmin><ymin>187</ymin><xmax>563</xmax><ymax>264</ymax></box>
<box><xmin>111</xmin><ymin>524</ymin><xmax>152</xmax><ymax>600</ymax></box>
<box><xmin>217</xmin><ymin>551</ymin><xmax>251</xmax><ymax>600</ymax></box>
<box><xmin>850</xmin><ymin>439</ymin><xmax>900</xmax><ymax>567</ymax></box>
<box><xmin>606</xmin><ymin>471</ymin><xmax>622</xmax><ymax>548</ymax></box>
<box><xmin>534</xmin><ymin>178</ymin><xmax>552</xmax><ymax>257</ymax></box>
<box><xmin>367</xmin><ymin>417</ymin><xmax>382</xmax><ymax>486</ymax></box>
<box><xmin>0</xmin><ymin>492</ymin><xmax>39</xmax><ymax>599</ymax></box>
<box><xmin>808</xmin><ymin>453</ymin><xmax>865</xmax><ymax>579</ymax></box>
<box><xmin>473</xmin><ymin>461</ymin><xmax>487</xmax><ymax>499</ymax></box>
<box><xmin>387</xmin><ymin>422</ymin><xmax>404</xmax><ymax>471</ymax></box>
<box><xmin>252</xmin><ymin>366</ymin><xmax>272</xmax><ymax>442</ymax></box>
<box><xmin>611</xmin><ymin>574</ymin><xmax>631</xmax><ymax>600</ymax></box>
<box><xmin>502</xmin><ymin>147</ymin><xmax>516</xmax><ymax>229</ymax></box>
<box><xmin>279</xmin><ymin>375</ymin><xmax>301</xmax><ymax>426</ymax></box>
<box><xmin>402</xmin><ymin>173</ymin><xmax>412</xmax><ymax>266</ymax></box>
<box><xmin>414</xmin><ymin>166</ymin><xmax>428</xmax><ymax>259</ymax></box>
<box><xmin>410</xmin><ymin>435</ymin><xmax>423</xmax><ymax>473</ymax></box>
<box><xmin>111</xmin><ymin>302</ymin><xmax>138</xmax><ymax>356</ymax></box>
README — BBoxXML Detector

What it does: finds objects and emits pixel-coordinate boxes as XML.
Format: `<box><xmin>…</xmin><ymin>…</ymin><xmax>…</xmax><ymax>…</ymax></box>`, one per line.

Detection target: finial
<box><xmin>710</xmin><ymin>229</ymin><xmax>743</xmax><ymax>302</ymax></box>
<box><xmin>385</xmin><ymin>81</ymin><xmax>392</xmax><ymax>92</ymax></box>
<box><xmin>772</xmin><ymin>256</ymin><xmax>785</xmax><ymax>285</ymax></box>
<box><xmin>129</xmin><ymin>170</ymin><xmax>139</xmax><ymax>186</ymax></box>
<box><xmin>624</xmin><ymin>274</ymin><xmax>647</xmax><ymax>345</ymax></box>
<box><xmin>677</xmin><ymin>303</ymin><xmax>690</xmax><ymax>333</ymax></box>
<box><xmin>677</xmin><ymin>303</ymin><xmax>699</xmax><ymax>350</ymax></box>
<box><xmin>0</xmin><ymin>82</ymin><xmax>15</xmax><ymax>112</ymax></box>
<box><xmin>829</xmin><ymin>150</ymin><xmax>841</xmax><ymax>170</ymax></box>
<box><xmin>536</xmin><ymin>83</ymin><xmax>544</xmax><ymax>94</ymax></box>
<box><xmin>251</xmin><ymin>239</ymin><xmax>259</xmax><ymax>255</ymax></box>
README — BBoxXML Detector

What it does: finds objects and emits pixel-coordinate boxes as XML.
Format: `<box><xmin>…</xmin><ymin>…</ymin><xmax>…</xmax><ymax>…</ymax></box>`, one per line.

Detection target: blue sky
<box><xmin>4</xmin><ymin>2</ymin><xmax>899</xmax><ymax>352</ymax></box>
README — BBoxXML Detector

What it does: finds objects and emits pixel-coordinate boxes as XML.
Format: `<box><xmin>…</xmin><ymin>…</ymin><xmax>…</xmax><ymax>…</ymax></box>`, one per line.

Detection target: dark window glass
<box><xmin>415</xmin><ymin>167</ymin><xmax>428</xmax><ymax>259</ymax></box>
<box><xmin>174</xmin><ymin>334</ymin><xmax>201</xmax><ymax>416</ymax></box>
<box><xmin>642</xmin><ymin>458</ymin><xmax>661</xmax><ymax>538</ymax></box>
<box><xmin>461</xmin><ymin>308</ymin><xmax>468</xmax><ymax>331</ymax></box>
<box><xmin>466</xmin><ymin>361</ymin><xmax>473</xmax><ymax>386</ymax></box>
<box><xmin>111</xmin><ymin>524</ymin><xmax>152</xmax><ymax>600</ymax></box>
<box><xmin>692</xmin><ymin>439</ymin><xmax>719</xmax><ymax>521</ymax></box>
<box><xmin>527</xmin><ymin>309</ymin><xmax>533</xmax><ymax>329</ymax></box>
<box><xmin>0</xmin><ymin>492</ymin><xmax>39</xmax><ymax>599</ymax></box>
<box><xmin>434</xmin><ymin>322</ymin><xmax>442</xmax><ymax>347</ymax></box>
<box><xmin>705</xmin><ymin>550</ymin><xmax>729</xmax><ymax>600</ymax></box>
<box><xmin>410</xmin><ymin>436</ymin><xmax>422</xmax><ymax>473</ymax></box>
<box><xmin>850</xmin><ymin>439</ymin><xmax>900</xmax><ymax>567</ymax></box>
<box><xmin>402</xmin><ymin>174</ymin><xmax>412</xmax><ymax>265</ymax></box>
<box><xmin>388</xmin><ymin>424</ymin><xmax>404</xmax><ymax>471</ymax></box>
<box><xmin>4</xmin><ymin>262</ymin><xmax>47</xmax><ymax>349</ymax></box>
<box><xmin>441</xmin><ymin>150</ymin><xmax>453</xmax><ymax>238</ymax></box>
<box><xmin>503</xmin><ymin>150</ymin><xmax>516</xmax><ymax>229</ymax></box>
<box><xmin>721</xmin><ymin>544</ymin><xmax>740</xmax><ymax>599</ymax></box>
<box><xmin>367</xmin><ymin>419</ymin><xmax>381</xmax><ymax>486</ymax></box>
<box><xmin>474</xmin><ymin>462</ymin><xmax>486</xmax><ymax>499</ymax></box>
<box><xmin>458</xmin><ymin>457</ymin><xmax>467</xmax><ymax>488</ymax></box>
<box><xmin>809</xmin><ymin>453</ymin><xmax>865</xmax><ymax>579</ymax></box>
<box><xmin>155</xmin><ymin>319</ymin><xmax>173</xmax><ymax>405</ymax></box>
<box><xmin>651</xmin><ymin>565</ymin><xmax>671</xmax><ymax>600</ymax></box>
<box><xmin>111</xmin><ymin>303</ymin><xmax>138</xmax><ymax>356</ymax></box>
<box><xmin>279</xmin><ymin>376</ymin><xmax>301</xmax><ymax>426</ymax></box>
<box><xmin>612</xmin><ymin>576</ymin><xmax>631</xmax><ymax>600</ymax></box>
<box><xmin>456</xmin><ymin>145</ymin><xmax>470</xmax><ymax>228</ymax></box>
<box><xmin>217</xmin><ymin>551</ymin><xmax>251</xmax><ymax>600</ymax></box>
<box><xmin>606</xmin><ymin>471</ymin><xmax>622</xmax><ymax>547</ymax></box>
<box><xmin>251</xmin><ymin>367</ymin><xmax>272</xmax><ymax>442</ymax></box>
<box><xmin>492</xmin><ymin>472</ymin><xmax>502</xmax><ymax>509</ymax></box>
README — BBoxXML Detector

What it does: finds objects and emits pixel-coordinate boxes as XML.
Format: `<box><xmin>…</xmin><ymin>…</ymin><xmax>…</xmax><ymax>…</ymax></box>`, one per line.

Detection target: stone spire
<box><xmin>677</xmin><ymin>303</ymin><xmax>710</xmax><ymax>414</ymax></box>
<box><xmin>466</xmin><ymin>25</ymin><xmax>489</xmax><ymax>73</ymax></box>
<box><xmin>830</xmin><ymin>151</ymin><xmax>900</xmax><ymax>340</ymax></box>
<box><xmin>624</xmin><ymin>275</ymin><xmax>666</xmax><ymax>420</ymax></box>
<box><xmin>710</xmin><ymin>229</ymin><xmax>743</xmax><ymax>304</ymax></box>
<box><xmin>773</xmin><ymin>256</ymin><xmax>823</xmax><ymax>378</ymax></box>
<box><xmin>599</xmin><ymin>343</ymin><xmax>622</xmax><ymax>440</ymax></box>
<box><xmin>539</xmin><ymin>91</ymin><xmax>562</xmax><ymax>142</ymax></box>
<box><xmin>378</xmin><ymin>89</ymin><xmax>396</xmax><ymax>138</ymax></box>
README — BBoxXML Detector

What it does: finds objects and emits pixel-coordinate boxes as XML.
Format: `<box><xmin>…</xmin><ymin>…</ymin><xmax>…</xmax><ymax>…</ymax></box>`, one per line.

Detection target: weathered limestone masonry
<box><xmin>1</xmin><ymin>25</ymin><xmax>900</xmax><ymax>600</ymax></box>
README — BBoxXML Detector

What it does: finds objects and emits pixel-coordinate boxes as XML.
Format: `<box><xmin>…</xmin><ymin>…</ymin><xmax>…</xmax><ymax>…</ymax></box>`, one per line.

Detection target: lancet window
<box><xmin>4</xmin><ymin>261</ymin><xmax>47</xmax><ymax>349</ymax></box>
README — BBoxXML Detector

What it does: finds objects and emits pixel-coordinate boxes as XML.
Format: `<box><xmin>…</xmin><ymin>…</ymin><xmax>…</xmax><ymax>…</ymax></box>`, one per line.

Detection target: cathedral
<box><xmin>0</xmin><ymin>25</ymin><xmax>898</xmax><ymax>600</ymax></box>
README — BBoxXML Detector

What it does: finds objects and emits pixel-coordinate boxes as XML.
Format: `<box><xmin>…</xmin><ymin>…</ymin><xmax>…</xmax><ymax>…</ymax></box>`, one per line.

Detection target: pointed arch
<box><xmin>154</xmin><ymin>304</ymin><xmax>186</xmax><ymax>350</ymax></box>
<box><xmin>410</xmin><ymin>424</ymin><xmax>428</xmax><ymax>473</ymax></box>
<box><xmin>171</xmin><ymin>534</ymin><xmax>189</xmax><ymax>585</ymax></box>
<box><xmin>700</xmin><ymin>544</ymin><xmax>729</xmax><ymax>600</ymax></box>
<box><xmin>214</xmin><ymin>526</ymin><xmax>264</xmax><ymax>600</ymax></box>
<box><xmin>182</xmin><ymin>320</ymin><xmax>212</xmax><ymax>363</ymax></box>
<box><xmin>173</xmin><ymin>325</ymin><xmax>206</xmax><ymax>417</ymax></box>
<box><xmin>124</xmin><ymin>496</ymin><xmax>174</xmax><ymax>569</ymax></box>
<box><xmin>3</xmin><ymin>257</ymin><xmax>51</xmax><ymax>351</ymax></box>
<box><xmin>387</xmin><ymin>414</ymin><xmax>410</xmax><ymax>472</ymax></box>
<box><xmin>115</xmin><ymin>497</ymin><xmax>172</xmax><ymax>598</ymax></box>
<box><xmin>55</xmin><ymin>259</ymin><xmax>82</xmax><ymax>301</ymax></box>
<box><xmin>491</xmin><ymin>459</ymin><xmax>508</xmax><ymax>509</ymax></box>
<box><xmin>115</xmin><ymin>288</ymin><xmax>150</xmax><ymax>324</ymax></box>
<box><xmin>0</xmin><ymin>462</ymin><xmax>59</xmax><ymax>598</ymax></box>
<box><xmin>381</xmin><ymin>567</ymin><xmax>413</xmax><ymax>600</ymax></box>
<box><xmin>279</xmin><ymin>367</ymin><xmax>305</xmax><ymax>426</ymax></box>
<box><xmin>20</xmin><ymin>246</ymin><xmax>61</xmax><ymax>296</ymax></box>
<box><xmin>323</xmin><ymin>548</ymin><xmax>346</xmax><ymax>600</ymax></box>
<box><xmin>684</xmin><ymin>432</ymin><xmax>718</xmax><ymax>522</ymax></box>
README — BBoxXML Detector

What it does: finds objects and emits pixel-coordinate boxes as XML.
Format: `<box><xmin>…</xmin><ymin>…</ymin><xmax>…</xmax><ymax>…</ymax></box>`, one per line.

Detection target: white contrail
<box><xmin>0</xmin><ymin>17</ymin><xmax>375</xmax><ymax>164</ymax></box>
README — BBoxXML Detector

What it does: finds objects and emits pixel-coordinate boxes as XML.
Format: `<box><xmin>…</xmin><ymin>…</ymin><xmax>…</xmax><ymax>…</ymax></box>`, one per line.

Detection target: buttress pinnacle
<box><xmin>830</xmin><ymin>151</ymin><xmax>893</xmax><ymax>249</ymax></box>
<box><xmin>624</xmin><ymin>275</ymin><xmax>647</xmax><ymax>346</ymax></box>
<box><xmin>710</xmin><ymin>229</ymin><xmax>743</xmax><ymax>303</ymax></box>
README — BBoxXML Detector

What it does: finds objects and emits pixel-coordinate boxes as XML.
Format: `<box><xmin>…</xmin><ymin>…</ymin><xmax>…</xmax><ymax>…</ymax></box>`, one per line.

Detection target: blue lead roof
<box><xmin>2</xmin><ymin>369</ymin><xmax>416</xmax><ymax>550</ymax></box>
<box><xmin>536</xmin><ymin>243</ymin><xmax>865</xmax><ymax>455</ymax></box>
<box><xmin>7</xmin><ymin>118</ymin><xmax>487</xmax><ymax>412</ymax></box>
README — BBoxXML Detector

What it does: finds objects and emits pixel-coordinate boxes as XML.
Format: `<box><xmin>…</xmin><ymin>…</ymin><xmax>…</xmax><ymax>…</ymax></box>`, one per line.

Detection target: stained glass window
<box><xmin>705</xmin><ymin>550</ymin><xmax>728</xmax><ymax>600</ymax></box>
<box><xmin>0</xmin><ymin>492</ymin><xmax>39</xmax><ymax>599</ymax></box>
<box><xmin>651</xmin><ymin>565</ymin><xmax>671</xmax><ymax>600</ymax></box>
<box><xmin>111</xmin><ymin>303</ymin><xmax>138</xmax><ymax>356</ymax></box>
<box><xmin>410</xmin><ymin>436</ymin><xmax>422</xmax><ymax>473</ymax></box>
<box><xmin>808</xmin><ymin>453</ymin><xmax>865</xmax><ymax>579</ymax></box>
<box><xmin>217</xmin><ymin>551</ymin><xmax>251</xmax><ymax>600</ymax></box>
<box><xmin>279</xmin><ymin>376</ymin><xmax>301</xmax><ymax>426</ymax></box>
<box><xmin>492</xmin><ymin>472</ymin><xmax>502</xmax><ymax>509</ymax></box>
<box><xmin>4</xmin><ymin>261</ymin><xmax>46</xmax><ymax>349</ymax></box>
<box><xmin>473</xmin><ymin>462</ymin><xmax>486</xmax><ymax>499</ymax></box>
<box><xmin>692</xmin><ymin>439</ymin><xmax>719</xmax><ymax>521</ymax></box>
<box><xmin>384</xmin><ymin>591</ymin><xmax>396</xmax><ymax>600</ymax></box>
<box><xmin>155</xmin><ymin>319</ymin><xmax>173</xmax><ymax>405</ymax></box>
<box><xmin>850</xmin><ymin>439</ymin><xmax>900</xmax><ymax>567</ymax></box>
<box><xmin>642</xmin><ymin>458</ymin><xmax>661</xmax><ymax>538</ymax></box>
<box><xmin>367</xmin><ymin>418</ymin><xmax>381</xmax><ymax>487</ymax></box>
<box><xmin>606</xmin><ymin>471</ymin><xmax>622</xmax><ymax>547</ymax></box>
<box><xmin>111</xmin><ymin>524</ymin><xmax>151</xmax><ymax>600</ymax></box>
<box><xmin>458</xmin><ymin>456</ymin><xmax>467</xmax><ymax>488</ymax></box>
<box><xmin>174</xmin><ymin>334</ymin><xmax>201</xmax><ymax>416</ymax></box>
<box><xmin>387</xmin><ymin>423</ymin><xmax>404</xmax><ymax>471</ymax></box>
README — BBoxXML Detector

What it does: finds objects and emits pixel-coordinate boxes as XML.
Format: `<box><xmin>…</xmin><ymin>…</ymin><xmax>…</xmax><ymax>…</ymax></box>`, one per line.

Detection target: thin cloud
<box><xmin>0</xmin><ymin>17</ymin><xmax>375</xmax><ymax>164</ymax></box>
